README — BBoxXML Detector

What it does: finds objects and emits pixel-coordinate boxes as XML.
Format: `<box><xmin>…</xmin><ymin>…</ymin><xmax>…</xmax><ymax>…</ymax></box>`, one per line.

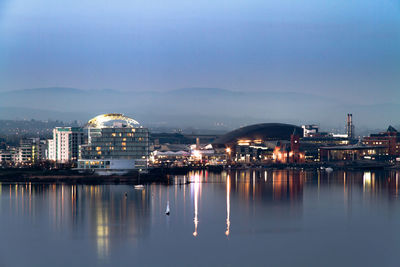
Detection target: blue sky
<box><xmin>0</xmin><ymin>0</ymin><xmax>399</xmax><ymax>104</ymax></box>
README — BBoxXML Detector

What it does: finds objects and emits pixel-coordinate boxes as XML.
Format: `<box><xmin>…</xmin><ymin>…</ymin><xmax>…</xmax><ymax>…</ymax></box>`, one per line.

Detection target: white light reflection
<box><xmin>192</xmin><ymin>174</ymin><xmax>200</xmax><ymax>237</ymax></box>
<box><xmin>225</xmin><ymin>174</ymin><xmax>231</xmax><ymax>237</ymax></box>
<box><xmin>363</xmin><ymin>172</ymin><xmax>372</xmax><ymax>192</ymax></box>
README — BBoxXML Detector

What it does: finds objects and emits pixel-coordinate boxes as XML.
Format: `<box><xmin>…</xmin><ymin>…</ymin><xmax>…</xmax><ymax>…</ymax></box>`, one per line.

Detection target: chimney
<box><xmin>346</xmin><ymin>114</ymin><xmax>354</xmax><ymax>139</ymax></box>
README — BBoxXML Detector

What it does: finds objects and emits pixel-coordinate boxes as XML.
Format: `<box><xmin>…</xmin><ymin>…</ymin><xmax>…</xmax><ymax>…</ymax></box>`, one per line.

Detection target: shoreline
<box><xmin>0</xmin><ymin>169</ymin><xmax>170</xmax><ymax>185</ymax></box>
<box><xmin>1</xmin><ymin>162</ymin><xmax>399</xmax><ymax>184</ymax></box>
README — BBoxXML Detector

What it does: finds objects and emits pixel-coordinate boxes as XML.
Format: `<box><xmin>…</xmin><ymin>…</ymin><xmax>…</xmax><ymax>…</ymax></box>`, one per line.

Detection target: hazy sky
<box><xmin>0</xmin><ymin>0</ymin><xmax>399</xmax><ymax>103</ymax></box>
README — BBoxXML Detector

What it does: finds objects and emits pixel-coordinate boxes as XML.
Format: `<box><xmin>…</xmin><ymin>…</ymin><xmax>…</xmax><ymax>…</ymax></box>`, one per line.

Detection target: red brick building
<box><xmin>273</xmin><ymin>133</ymin><xmax>305</xmax><ymax>163</ymax></box>
<box><xmin>362</xmin><ymin>126</ymin><xmax>400</xmax><ymax>156</ymax></box>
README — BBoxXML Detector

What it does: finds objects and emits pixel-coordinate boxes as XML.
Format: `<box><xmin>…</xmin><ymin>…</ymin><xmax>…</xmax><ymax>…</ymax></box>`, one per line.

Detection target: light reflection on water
<box><xmin>1</xmin><ymin>170</ymin><xmax>400</xmax><ymax>266</ymax></box>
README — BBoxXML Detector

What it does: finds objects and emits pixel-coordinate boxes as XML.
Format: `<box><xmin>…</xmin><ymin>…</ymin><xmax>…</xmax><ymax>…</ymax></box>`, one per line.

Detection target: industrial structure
<box><xmin>346</xmin><ymin>113</ymin><xmax>355</xmax><ymax>139</ymax></box>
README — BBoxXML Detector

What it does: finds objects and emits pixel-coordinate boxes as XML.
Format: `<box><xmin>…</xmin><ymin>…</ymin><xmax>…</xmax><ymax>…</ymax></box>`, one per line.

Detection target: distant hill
<box><xmin>0</xmin><ymin>87</ymin><xmax>399</xmax><ymax>130</ymax></box>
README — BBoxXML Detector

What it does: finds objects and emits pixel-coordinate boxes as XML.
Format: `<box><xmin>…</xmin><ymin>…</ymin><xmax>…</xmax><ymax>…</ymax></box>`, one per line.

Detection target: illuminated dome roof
<box><xmin>214</xmin><ymin>123</ymin><xmax>303</xmax><ymax>146</ymax></box>
<box><xmin>86</xmin><ymin>113</ymin><xmax>140</xmax><ymax>128</ymax></box>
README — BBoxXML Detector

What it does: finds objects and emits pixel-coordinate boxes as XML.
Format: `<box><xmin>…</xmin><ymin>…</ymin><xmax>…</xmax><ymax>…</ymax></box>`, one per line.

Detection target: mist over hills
<box><xmin>0</xmin><ymin>87</ymin><xmax>398</xmax><ymax>133</ymax></box>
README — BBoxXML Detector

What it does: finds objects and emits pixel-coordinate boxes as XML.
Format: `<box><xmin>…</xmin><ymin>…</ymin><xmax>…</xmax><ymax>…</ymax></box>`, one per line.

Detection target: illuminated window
<box><xmin>122</xmin><ymin>138</ymin><xmax>126</xmax><ymax>141</ymax></box>
<box><xmin>122</xmin><ymin>142</ymin><xmax>126</xmax><ymax>146</ymax></box>
<box><xmin>112</xmin><ymin>133</ymin><xmax>116</xmax><ymax>137</ymax></box>
<box><xmin>122</xmin><ymin>147</ymin><xmax>126</xmax><ymax>150</ymax></box>
<box><xmin>96</xmin><ymin>147</ymin><xmax>101</xmax><ymax>151</ymax></box>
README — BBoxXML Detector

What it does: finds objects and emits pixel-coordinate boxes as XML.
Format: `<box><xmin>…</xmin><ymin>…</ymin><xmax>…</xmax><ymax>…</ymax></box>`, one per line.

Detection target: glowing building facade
<box><xmin>78</xmin><ymin>114</ymin><xmax>149</xmax><ymax>172</ymax></box>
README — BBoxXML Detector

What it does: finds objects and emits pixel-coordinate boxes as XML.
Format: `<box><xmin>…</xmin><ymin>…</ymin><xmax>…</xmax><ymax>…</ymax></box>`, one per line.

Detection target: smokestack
<box><xmin>346</xmin><ymin>114</ymin><xmax>354</xmax><ymax>139</ymax></box>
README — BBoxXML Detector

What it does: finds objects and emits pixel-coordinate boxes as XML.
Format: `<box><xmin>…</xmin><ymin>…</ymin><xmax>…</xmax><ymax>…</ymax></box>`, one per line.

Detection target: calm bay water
<box><xmin>1</xmin><ymin>170</ymin><xmax>400</xmax><ymax>267</ymax></box>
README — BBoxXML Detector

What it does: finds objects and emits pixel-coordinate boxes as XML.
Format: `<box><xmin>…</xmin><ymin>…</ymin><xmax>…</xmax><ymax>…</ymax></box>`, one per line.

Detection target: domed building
<box><xmin>213</xmin><ymin>123</ymin><xmax>304</xmax><ymax>164</ymax></box>
<box><xmin>78</xmin><ymin>113</ymin><xmax>149</xmax><ymax>174</ymax></box>
<box><xmin>214</xmin><ymin>123</ymin><xmax>303</xmax><ymax>147</ymax></box>
<box><xmin>86</xmin><ymin>113</ymin><xmax>140</xmax><ymax>129</ymax></box>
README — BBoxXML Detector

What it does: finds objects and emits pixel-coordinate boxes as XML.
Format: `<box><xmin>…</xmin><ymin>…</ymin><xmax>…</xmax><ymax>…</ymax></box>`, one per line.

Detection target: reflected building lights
<box><xmin>96</xmin><ymin>210</ymin><xmax>110</xmax><ymax>259</ymax></box>
<box><xmin>192</xmin><ymin>174</ymin><xmax>200</xmax><ymax>237</ymax></box>
<box><xmin>3</xmin><ymin>170</ymin><xmax>400</xmax><ymax>261</ymax></box>
<box><xmin>363</xmin><ymin>172</ymin><xmax>371</xmax><ymax>189</ymax></box>
<box><xmin>225</xmin><ymin>175</ymin><xmax>231</xmax><ymax>237</ymax></box>
<box><xmin>363</xmin><ymin>171</ymin><xmax>375</xmax><ymax>192</ymax></box>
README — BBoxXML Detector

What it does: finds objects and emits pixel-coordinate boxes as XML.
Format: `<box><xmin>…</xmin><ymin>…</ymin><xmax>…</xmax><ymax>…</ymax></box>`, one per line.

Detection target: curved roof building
<box><xmin>86</xmin><ymin>113</ymin><xmax>140</xmax><ymax>128</ymax></box>
<box><xmin>214</xmin><ymin>123</ymin><xmax>303</xmax><ymax>146</ymax></box>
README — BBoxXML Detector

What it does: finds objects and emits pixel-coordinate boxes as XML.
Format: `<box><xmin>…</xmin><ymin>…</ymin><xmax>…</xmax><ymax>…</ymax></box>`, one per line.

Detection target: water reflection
<box><xmin>226</xmin><ymin>174</ymin><xmax>231</xmax><ymax>237</ymax></box>
<box><xmin>192</xmin><ymin>174</ymin><xmax>200</xmax><ymax>237</ymax></box>
<box><xmin>1</xmin><ymin>169</ymin><xmax>400</xmax><ymax>266</ymax></box>
<box><xmin>1</xmin><ymin>183</ymin><xmax>151</xmax><ymax>260</ymax></box>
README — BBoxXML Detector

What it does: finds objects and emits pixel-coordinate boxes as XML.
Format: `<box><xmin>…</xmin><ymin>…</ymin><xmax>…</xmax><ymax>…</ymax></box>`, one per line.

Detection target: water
<box><xmin>1</xmin><ymin>170</ymin><xmax>400</xmax><ymax>267</ymax></box>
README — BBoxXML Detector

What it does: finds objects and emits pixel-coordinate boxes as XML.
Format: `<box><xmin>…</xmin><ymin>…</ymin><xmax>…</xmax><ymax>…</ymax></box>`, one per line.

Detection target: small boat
<box><xmin>134</xmin><ymin>185</ymin><xmax>145</xmax><ymax>190</ymax></box>
<box><xmin>165</xmin><ymin>201</ymin><xmax>170</xmax><ymax>216</ymax></box>
<box><xmin>325</xmin><ymin>167</ymin><xmax>333</xmax><ymax>173</ymax></box>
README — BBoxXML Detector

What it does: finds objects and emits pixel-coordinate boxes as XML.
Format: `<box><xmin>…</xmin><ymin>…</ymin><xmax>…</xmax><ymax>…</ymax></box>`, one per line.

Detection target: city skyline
<box><xmin>2</xmin><ymin>2</ymin><xmax>400</xmax><ymax>266</ymax></box>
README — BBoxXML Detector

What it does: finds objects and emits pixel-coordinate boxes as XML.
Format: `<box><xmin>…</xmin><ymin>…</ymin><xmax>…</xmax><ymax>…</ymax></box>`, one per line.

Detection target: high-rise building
<box><xmin>77</xmin><ymin>113</ymin><xmax>149</xmax><ymax>173</ymax></box>
<box><xmin>46</xmin><ymin>139</ymin><xmax>55</xmax><ymax>161</ymax></box>
<box><xmin>52</xmin><ymin>127</ymin><xmax>84</xmax><ymax>163</ymax></box>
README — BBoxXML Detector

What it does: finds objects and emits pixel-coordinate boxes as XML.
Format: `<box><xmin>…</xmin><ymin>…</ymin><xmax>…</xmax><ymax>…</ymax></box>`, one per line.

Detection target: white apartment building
<box><xmin>50</xmin><ymin>127</ymin><xmax>84</xmax><ymax>163</ymax></box>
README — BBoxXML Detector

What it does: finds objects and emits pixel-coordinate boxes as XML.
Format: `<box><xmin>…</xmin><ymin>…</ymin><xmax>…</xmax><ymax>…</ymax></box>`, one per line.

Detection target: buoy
<box><xmin>325</xmin><ymin>167</ymin><xmax>333</xmax><ymax>173</ymax></box>
<box><xmin>165</xmin><ymin>201</ymin><xmax>170</xmax><ymax>216</ymax></box>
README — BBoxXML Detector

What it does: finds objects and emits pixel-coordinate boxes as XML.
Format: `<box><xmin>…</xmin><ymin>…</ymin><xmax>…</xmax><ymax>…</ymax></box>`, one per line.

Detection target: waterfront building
<box><xmin>213</xmin><ymin>123</ymin><xmax>303</xmax><ymax>148</ymax></box>
<box><xmin>16</xmin><ymin>138</ymin><xmax>47</xmax><ymax>164</ymax></box>
<box><xmin>319</xmin><ymin>144</ymin><xmax>387</xmax><ymax>162</ymax></box>
<box><xmin>273</xmin><ymin>132</ymin><xmax>305</xmax><ymax>164</ymax></box>
<box><xmin>213</xmin><ymin>123</ymin><xmax>305</xmax><ymax>164</ymax></box>
<box><xmin>77</xmin><ymin>113</ymin><xmax>149</xmax><ymax>173</ymax></box>
<box><xmin>299</xmin><ymin>136</ymin><xmax>354</xmax><ymax>161</ymax></box>
<box><xmin>150</xmin><ymin>144</ymin><xmax>190</xmax><ymax>167</ymax></box>
<box><xmin>0</xmin><ymin>148</ymin><xmax>18</xmax><ymax>166</ymax></box>
<box><xmin>46</xmin><ymin>139</ymin><xmax>55</xmax><ymax>161</ymax></box>
<box><xmin>51</xmin><ymin>127</ymin><xmax>84</xmax><ymax>163</ymax></box>
<box><xmin>362</xmin><ymin>126</ymin><xmax>400</xmax><ymax>157</ymax></box>
<box><xmin>17</xmin><ymin>138</ymin><xmax>35</xmax><ymax>163</ymax></box>
<box><xmin>234</xmin><ymin>144</ymin><xmax>272</xmax><ymax>163</ymax></box>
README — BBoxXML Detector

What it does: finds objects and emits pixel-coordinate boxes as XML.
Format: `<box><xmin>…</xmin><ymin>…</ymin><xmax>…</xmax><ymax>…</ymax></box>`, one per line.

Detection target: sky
<box><xmin>0</xmin><ymin>0</ymin><xmax>399</xmax><ymax>104</ymax></box>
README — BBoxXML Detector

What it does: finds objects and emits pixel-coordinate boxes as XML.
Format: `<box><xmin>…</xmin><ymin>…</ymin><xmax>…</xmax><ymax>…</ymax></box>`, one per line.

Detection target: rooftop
<box><xmin>86</xmin><ymin>113</ymin><xmax>140</xmax><ymax>129</ymax></box>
